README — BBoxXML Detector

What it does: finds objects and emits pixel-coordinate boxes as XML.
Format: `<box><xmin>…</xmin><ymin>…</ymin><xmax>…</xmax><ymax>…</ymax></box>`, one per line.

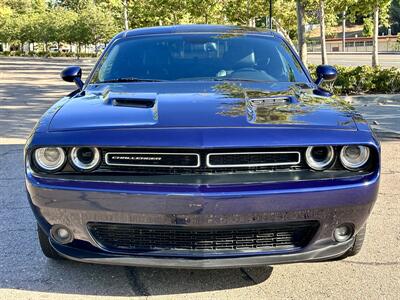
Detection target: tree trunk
<box><xmin>248</xmin><ymin>18</ymin><xmax>256</xmax><ymax>27</ymax></box>
<box><xmin>319</xmin><ymin>0</ymin><xmax>328</xmax><ymax>64</ymax></box>
<box><xmin>372</xmin><ymin>4</ymin><xmax>379</xmax><ymax>67</ymax></box>
<box><xmin>296</xmin><ymin>0</ymin><xmax>307</xmax><ymax>64</ymax></box>
<box><xmin>77</xmin><ymin>43</ymin><xmax>81</xmax><ymax>60</ymax></box>
<box><xmin>269</xmin><ymin>0</ymin><xmax>273</xmax><ymax>29</ymax></box>
<box><xmin>342</xmin><ymin>10</ymin><xmax>346</xmax><ymax>52</ymax></box>
<box><xmin>246</xmin><ymin>0</ymin><xmax>256</xmax><ymax>27</ymax></box>
<box><xmin>123</xmin><ymin>0</ymin><xmax>129</xmax><ymax>30</ymax></box>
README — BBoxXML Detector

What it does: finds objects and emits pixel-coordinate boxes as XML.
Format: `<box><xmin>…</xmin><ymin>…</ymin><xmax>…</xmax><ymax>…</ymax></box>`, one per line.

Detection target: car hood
<box><xmin>48</xmin><ymin>82</ymin><xmax>357</xmax><ymax>132</ymax></box>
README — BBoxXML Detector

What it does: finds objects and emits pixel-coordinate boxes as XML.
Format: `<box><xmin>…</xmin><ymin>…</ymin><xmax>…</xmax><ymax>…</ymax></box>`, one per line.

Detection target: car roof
<box><xmin>112</xmin><ymin>24</ymin><xmax>278</xmax><ymax>40</ymax></box>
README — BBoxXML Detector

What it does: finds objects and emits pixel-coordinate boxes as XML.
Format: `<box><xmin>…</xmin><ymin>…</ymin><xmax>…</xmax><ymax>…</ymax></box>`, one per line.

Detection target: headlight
<box><xmin>305</xmin><ymin>146</ymin><xmax>334</xmax><ymax>170</ymax></box>
<box><xmin>340</xmin><ymin>145</ymin><xmax>370</xmax><ymax>170</ymax></box>
<box><xmin>70</xmin><ymin>147</ymin><xmax>101</xmax><ymax>171</ymax></box>
<box><xmin>33</xmin><ymin>147</ymin><xmax>66</xmax><ymax>172</ymax></box>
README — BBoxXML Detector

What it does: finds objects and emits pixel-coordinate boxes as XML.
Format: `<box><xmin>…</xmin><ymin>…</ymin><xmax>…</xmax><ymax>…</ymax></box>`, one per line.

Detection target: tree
<box><xmin>48</xmin><ymin>8</ymin><xmax>77</xmax><ymax>50</ymax></box>
<box><xmin>391</xmin><ymin>0</ymin><xmax>400</xmax><ymax>25</ymax></box>
<box><xmin>224</xmin><ymin>0</ymin><xmax>267</xmax><ymax>26</ymax></box>
<box><xmin>1</xmin><ymin>0</ymin><xmax>33</xmax><ymax>13</ymax></box>
<box><xmin>94</xmin><ymin>0</ymin><xmax>125</xmax><ymax>31</ymax></box>
<box><xmin>317</xmin><ymin>0</ymin><xmax>357</xmax><ymax>64</ymax></box>
<box><xmin>123</xmin><ymin>0</ymin><xmax>129</xmax><ymax>30</ymax></box>
<box><xmin>125</xmin><ymin>0</ymin><xmax>185</xmax><ymax>28</ymax></box>
<box><xmin>273</xmin><ymin>0</ymin><xmax>297</xmax><ymax>39</ymax></box>
<box><xmin>2</xmin><ymin>0</ymin><xmax>395</xmax><ymax>64</ymax></box>
<box><xmin>0</xmin><ymin>4</ymin><xmax>13</xmax><ymax>43</ymax></box>
<box><xmin>319</xmin><ymin>0</ymin><xmax>328</xmax><ymax>64</ymax></box>
<box><xmin>372</xmin><ymin>3</ymin><xmax>380</xmax><ymax>66</ymax></box>
<box><xmin>54</xmin><ymin>0</ymin><xmax>88</xmax><ymax>11</ymax></box>
<box><xmin>74</xmin><ymin>3</ymin><xmax>118</xmax><ymax>53</ymax></box>
<box><xmin>187</xmin><ymin>0</ymin><xmax>224</xmax><ymax>24</ymax></box>
<box><xmin>357</xmin><ymin>0</ymin><xmax>391</xmax><ymax>66</ymax></box>
<box><xmin>36</xmin><ymin>11</ymin><xmax>58</xmax><ymax>51</ymax></box>
<box><xmin>57</xmin><ymin>9</ymin><xmax>78</xmax><ymax>51</ymax></box>
<box><xmin>296</xmin><ymin>0</ymin><xmax>307</xmax><ymax>63</ymax></box>
<box><xmin>297</xmin><ymin>0</ymin><xmax>332</xmax><ymax>65</ymax></box>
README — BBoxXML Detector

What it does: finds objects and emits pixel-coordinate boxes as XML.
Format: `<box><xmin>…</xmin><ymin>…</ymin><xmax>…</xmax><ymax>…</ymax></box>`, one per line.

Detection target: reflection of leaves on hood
<box><xmin>299</xmin><ymin>92</ymin><xmax>354</xmax><ymax>111</ymax></box>
<box><xmin>214</xmin><ymin>32</ymin><xmax>245</xmax><ymax>40</ymax></box>
<box><xmin>214</xmin><ymin>82</ymin><xmax>301</xmax><ymax>99</ymax></box>
<box><xmin>214</xmin><ymin>82</ymin><xmax>354</xmax><ymax>124</ymax></box>
<box><xmin>249</xmin><ymin>105</ymin><xmax>295</xmax><ymax>123</ymax></box>
<box><xmin>213</xmin><ymin>82</ymin><xmax>247</xmax><ymax>99</ymax></box>
<box><xmin>213</xmin><ymin>27</ymin><xmax>261</xmax><ymax>40</ymax></box>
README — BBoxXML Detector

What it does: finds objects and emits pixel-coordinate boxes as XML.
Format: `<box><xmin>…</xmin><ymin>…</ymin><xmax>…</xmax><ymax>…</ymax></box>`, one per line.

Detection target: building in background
<box><xmin>309</xmin><ymin>35</ymin><xmax>399</xmax><ymax>53</ymax></box>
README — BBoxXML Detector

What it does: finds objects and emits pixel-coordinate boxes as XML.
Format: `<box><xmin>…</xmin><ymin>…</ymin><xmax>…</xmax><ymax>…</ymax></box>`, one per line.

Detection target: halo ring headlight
<box><xmin>340</xmin><ymin>145</ymin><xmax>370</xmax><ymax>170</ymax></box>
<box><xmin>33</xmin><ymin>147</ymin><xmax>66</xmax><ymax>172</ymax></box>
<box><xmin>305</xmin><ymin>146</ymin><xmax>335</xmax><ymax>171</ymax></box>
<box><xmin>70</xmin><ymin>147</ymin><xmax>101</xmax><ymax>172</ymax></box>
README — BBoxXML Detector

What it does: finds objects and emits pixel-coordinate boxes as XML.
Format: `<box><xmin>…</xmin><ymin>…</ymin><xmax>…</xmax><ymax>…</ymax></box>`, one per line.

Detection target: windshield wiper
<box><xmin>97</xmin><ymin>77</ymin><xmax>164</xmax><ymax>83</ymax></box>
<box><xmin>212</xmin><ymin>78</ymin><xmax>263</xmax><ymax>82</ymax></box>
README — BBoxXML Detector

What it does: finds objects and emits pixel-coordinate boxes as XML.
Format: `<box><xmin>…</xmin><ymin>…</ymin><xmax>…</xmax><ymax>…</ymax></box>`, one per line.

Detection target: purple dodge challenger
<box><xmin>25</xmin><ymin>25</ymin><xmax>380</xmax><ymax>268</ymax></box>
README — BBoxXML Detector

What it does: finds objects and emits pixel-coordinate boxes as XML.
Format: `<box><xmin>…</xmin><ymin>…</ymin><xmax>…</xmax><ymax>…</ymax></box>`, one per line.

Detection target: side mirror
<box><xmin>315</xmin><ymin>65</ymin><xmax>337</xmax><ymax>86</ymax></box>
<box><xmin>61</xmin><ymin>66</ymin><xmax>84</xmax><ymax>90</ymax></box>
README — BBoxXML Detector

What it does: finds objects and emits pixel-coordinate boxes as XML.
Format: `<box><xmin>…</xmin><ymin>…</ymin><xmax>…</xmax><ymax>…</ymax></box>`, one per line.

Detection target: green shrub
<box><xmin>7</xmin><ymin>50</ymin><xmax>24</xmax><ymax>56</ymax></box>
<box><xmin>0</xmin><ymin>51</ymin><xmax>99</xmax><ymax>59</ymax></box>
<box><xmin>308</xmin><ymin>64</ymin><xmax>400</xmax><ymax>95</ymax></box>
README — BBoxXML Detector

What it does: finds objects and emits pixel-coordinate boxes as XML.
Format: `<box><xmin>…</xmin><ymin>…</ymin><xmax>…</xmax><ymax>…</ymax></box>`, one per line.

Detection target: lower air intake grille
<box><xmin>87</xmin><ymin>221</ymin><xmax>318</xmax><ymax>252</ymax></box>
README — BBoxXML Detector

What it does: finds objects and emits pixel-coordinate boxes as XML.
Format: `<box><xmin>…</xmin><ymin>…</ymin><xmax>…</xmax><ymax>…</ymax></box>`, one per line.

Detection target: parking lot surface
<box><xmin>0</xmin><ymin>57</ymin><xmax>399</xmax><ymax>300</ymax></box>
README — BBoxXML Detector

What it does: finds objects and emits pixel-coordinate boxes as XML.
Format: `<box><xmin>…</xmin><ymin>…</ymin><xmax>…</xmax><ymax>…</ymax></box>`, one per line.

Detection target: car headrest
<box><xmin>224</xmin><ymin>44</ymin><xmax>256</xmax><ymax>69</ymax></box>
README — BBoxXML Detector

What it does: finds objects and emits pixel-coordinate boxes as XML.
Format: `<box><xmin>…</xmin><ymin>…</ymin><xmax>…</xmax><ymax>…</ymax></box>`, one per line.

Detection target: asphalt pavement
<box><xmin>347</xmin><ymin>94</ymin><xmax>400</xmax><ymax>140</ymax></box>
<box><xmin>0</xmin><ymin>57</ymin><xmax>399</xmax><ymax>300</ymax></box>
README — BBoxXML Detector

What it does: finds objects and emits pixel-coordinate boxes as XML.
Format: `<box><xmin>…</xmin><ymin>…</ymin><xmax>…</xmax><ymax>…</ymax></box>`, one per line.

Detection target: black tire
<box><xmin>337</xmin><ymin>224</ymin><xmax>366</xmax><ymax>260</ymax></box>
<box><xmin>346</xmin><ymin>224</ymin><xmax>366</xmax><ymax>256</ymax></box>
<box><xmin>37</xmin><ymin>224</ymin><xmax>62</xmax><ymax>259</ymax></box>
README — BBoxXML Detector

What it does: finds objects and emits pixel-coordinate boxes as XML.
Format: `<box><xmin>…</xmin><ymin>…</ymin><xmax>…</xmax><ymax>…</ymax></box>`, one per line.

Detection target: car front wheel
<box><xmin>337</xmin><ymin>224</ymin><xmax>366</xmax><ymax>260</ymax></box>
<box><xmin>37</xmin><ymin>224</ymin><xmax>63</xmax><ymax>259</ymax></box>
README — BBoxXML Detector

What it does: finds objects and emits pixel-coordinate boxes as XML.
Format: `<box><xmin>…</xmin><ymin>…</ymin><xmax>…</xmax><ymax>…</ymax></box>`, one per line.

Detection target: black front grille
<box><xmin>207</xmin><ymin>152</ymin><xmax>300</xmax><ymax>167</ymax></box>
<box><xmin>99</xmin><ymin>147</ymin><xmax>306</xmax><ymax>175</ymax></box>
<box><xmin>87</xmin><ymin>221</ymin><xmax>318</xmax><ymax>253</ymax></box>
<box><xmin>105</xmin><ymin>152</ymin><xmax>199</xmax><ymax>167</ymax></box>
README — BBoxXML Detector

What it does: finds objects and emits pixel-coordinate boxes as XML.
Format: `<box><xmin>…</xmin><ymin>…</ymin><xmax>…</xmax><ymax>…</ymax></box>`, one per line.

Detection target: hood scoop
<box><xmin>113</xmin><ymin>98</ymin><xmax>155</xmax><ymax>108</ymax></box>
<box><xmin>104</xmin><ymin>91</ymin><xmax>157</xmax><ymax>108</ymax></box>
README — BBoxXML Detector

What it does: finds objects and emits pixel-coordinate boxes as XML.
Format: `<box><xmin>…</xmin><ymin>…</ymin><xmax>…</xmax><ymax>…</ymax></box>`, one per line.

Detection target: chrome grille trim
<box><xmin>206</xmin><ymin>151</ymin><xmax>301</xmax><ymax>168</ymax></box>
<box><xmin>105</xmin><ymin>152</ymin><xmax>201</xmax><ymax>168</ymax></box>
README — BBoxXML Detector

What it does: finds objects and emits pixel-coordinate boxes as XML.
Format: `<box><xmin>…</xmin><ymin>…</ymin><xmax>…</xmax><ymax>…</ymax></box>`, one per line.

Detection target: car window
<box><xmin>90</xmin><ymin>34</ymin><xmax>309</xmax><ymax>83</ymax></box>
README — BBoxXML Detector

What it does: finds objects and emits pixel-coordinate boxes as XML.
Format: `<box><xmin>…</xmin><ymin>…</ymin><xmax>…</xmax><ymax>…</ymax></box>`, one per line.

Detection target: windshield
<box><xmin>90</xmin><ymin>33</ymin><xmax>309</xmax><ymax>83</ymax></box>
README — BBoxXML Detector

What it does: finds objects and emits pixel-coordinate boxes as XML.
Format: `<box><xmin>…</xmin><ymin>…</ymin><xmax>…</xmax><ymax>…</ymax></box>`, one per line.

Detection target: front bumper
<box><xmin>50</xmin><ymin>238</ymin><xmax>354</xmax><ymax>269</ymax></box>
<box><xmin>26</xmin><ymin>169</ymin><xmax>379</xmax><ymax>268</ymax></box>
